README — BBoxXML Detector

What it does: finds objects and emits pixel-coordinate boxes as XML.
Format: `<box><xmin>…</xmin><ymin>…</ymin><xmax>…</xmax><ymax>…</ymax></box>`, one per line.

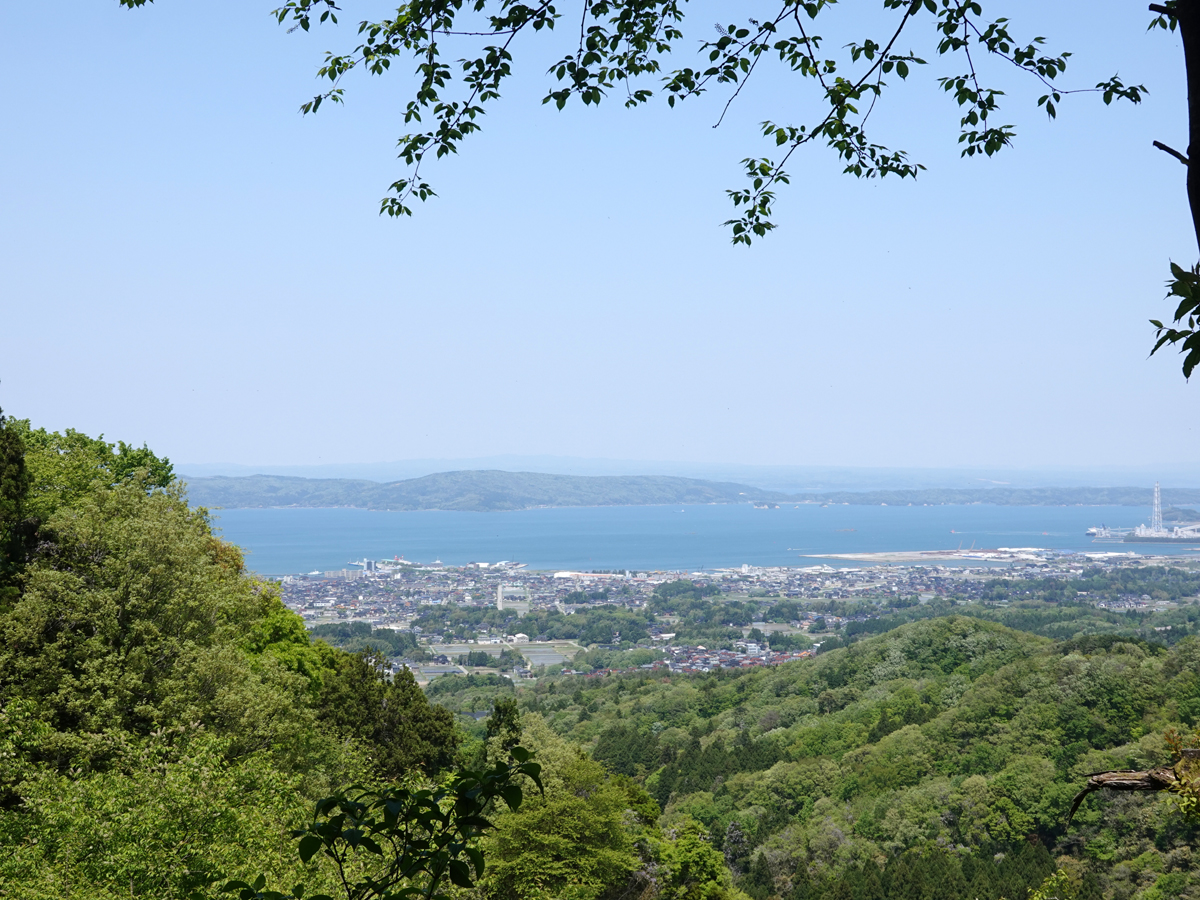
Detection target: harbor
<box><xmin>1088</xmin><ymin>482</ymin><xmax>1200</xmax><ymax>544</ymax></box>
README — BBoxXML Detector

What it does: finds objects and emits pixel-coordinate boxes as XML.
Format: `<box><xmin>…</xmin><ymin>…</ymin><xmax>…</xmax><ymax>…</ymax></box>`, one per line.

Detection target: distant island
<box><xmin>180</xmin><ymin>470</ymin><xmax>1200</xmax><ymax>513</ymax></box>
<box><xmin>181</xmin><ymin>470</ymin><xmax>788</xmax><ymax>511</ymax></box>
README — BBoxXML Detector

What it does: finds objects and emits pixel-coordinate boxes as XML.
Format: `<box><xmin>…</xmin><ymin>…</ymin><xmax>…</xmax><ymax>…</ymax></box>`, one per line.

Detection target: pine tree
<box><xmin>744</xmin><ymin>851</ymin><xmax>775</xmax><ymax>900</ymax></box>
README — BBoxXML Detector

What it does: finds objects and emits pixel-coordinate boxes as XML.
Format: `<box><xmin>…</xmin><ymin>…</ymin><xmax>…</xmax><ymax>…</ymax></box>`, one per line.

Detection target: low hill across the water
<box><xmin>786</xmin><ymin>485</ymin><xmax>1200</xmax><ymax>506</ymax></box>
<box><xmin>181</xmin><ymin>471</ymin><xmax>1200</xmax><ymax>512</ymax></box>
<box><xmin>181</xmin><ymin>470</ymin><xmax>788</xmax><ymax>511</ymax></box>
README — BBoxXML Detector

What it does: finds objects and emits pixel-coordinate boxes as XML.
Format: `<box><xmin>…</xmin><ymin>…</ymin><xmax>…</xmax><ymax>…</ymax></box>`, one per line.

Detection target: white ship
<box><xmin>1086</xmin><ymin>525</ymin><xmax>1130</xmax><ymax>539</ymax></box>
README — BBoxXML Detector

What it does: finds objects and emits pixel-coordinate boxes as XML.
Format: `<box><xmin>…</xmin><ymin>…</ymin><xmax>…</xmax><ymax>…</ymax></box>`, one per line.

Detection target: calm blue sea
<box><xmin>207</xmin><ymin>504</ymin><xmax>1185</xmax><ymax>575</ymax></box>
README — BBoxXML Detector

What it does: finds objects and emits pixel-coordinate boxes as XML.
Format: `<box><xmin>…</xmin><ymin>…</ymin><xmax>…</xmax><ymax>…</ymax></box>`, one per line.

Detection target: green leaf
<box><xmin>448</xmin><ymin>860</ymin><xmax>474</xmax><ymax>888</ymax></box>
<box><xmin>499</xmin><ymin>783</ymin><xmax>523</xmax><ymax>809</ymax></box>
<box><xmin>466</xmin><ymin>847</ymin><xmax>486</xmax><ymax>877</ymax></box>
<box><xmin>298</xmin><ymin>834</ymin><xmax>323</xmax><ymax>863</ymax></box>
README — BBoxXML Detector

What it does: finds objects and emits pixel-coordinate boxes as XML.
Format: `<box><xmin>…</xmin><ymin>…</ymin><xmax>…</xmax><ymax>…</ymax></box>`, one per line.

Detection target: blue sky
<box><xmin>3</xmin><ymin>0</ymin><xmax>1199</xmax><ymax>472</ymax></box>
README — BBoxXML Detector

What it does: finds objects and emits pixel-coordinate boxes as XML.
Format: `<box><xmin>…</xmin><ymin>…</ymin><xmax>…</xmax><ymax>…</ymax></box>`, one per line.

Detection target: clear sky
<box><xmin>3</xmin><ymin>1</ymin><xmax>1199</xmax><ymax>471</ymax></box>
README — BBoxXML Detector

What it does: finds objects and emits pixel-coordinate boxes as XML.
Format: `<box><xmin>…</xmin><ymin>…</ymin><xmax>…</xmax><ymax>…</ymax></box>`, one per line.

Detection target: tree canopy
<box><xmin>205</xmin><ymin>0</ymin><xmax>1143</xmax><ymax>240</ymax></box>
<box><xmin>0</xmin><ymin>413</ymin><xmax>482</xmax><ymax>898</ymax></box>
<box><xmin>434</xmin><ymin>616</ymin><xmax>1200</xmax><ymax>900</ymax></box>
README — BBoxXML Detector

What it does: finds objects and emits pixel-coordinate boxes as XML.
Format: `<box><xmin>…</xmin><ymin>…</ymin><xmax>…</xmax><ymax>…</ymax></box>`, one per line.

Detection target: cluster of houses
<box><xmin>653</xmin><ymin>642</ymin><xmax>816</xmax><ymax>673</ymax></box>
<box><xmin>277</xmin><ymin>549</ymin><xmax>1184</xmax><ymax>677</ymax></box>
<box><xmin>557</xmin><ymin>640</ymin><xmax>816</xmax><ymax>679</ymax></box>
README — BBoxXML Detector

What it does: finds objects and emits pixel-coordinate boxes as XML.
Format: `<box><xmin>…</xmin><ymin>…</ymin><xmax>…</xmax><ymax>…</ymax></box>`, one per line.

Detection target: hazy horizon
<box><xmin>176</xmin><ymin>456</ymin><xmax>1200</xmax><ymax>493</ymax></box>
<box><xmin>6</xmin><ymin>1</ymin><xmax>1200</xmax><ymax>470</ymax></box>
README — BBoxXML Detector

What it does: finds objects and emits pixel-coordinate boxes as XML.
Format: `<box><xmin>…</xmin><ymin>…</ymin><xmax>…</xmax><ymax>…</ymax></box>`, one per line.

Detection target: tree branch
<box><xmin>1067</xmin><ymin>749</ymin><xmax>1199</xmax><ymax>825</ymax></box>
<box><xmin>1150</xmin><ymin>4</ymin><xmax>1176</xmax><ymax>16</ymax></box>
<box><xmin>1067</xmin><ymin>767</ymin><xmax>1179</xmax><ymax>825</ymax></box>
<box><xmin>1155</xmin><ymin>139</ymin><xmax>1191</xmax><ymax>164</ymax></box>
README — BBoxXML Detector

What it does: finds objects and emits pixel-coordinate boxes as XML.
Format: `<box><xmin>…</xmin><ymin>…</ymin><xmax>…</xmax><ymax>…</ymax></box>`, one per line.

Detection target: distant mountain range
<box><xmin>180</xmin><ymin>471</ymin><xmax>1200</xmax><ymax>512</ymax></box>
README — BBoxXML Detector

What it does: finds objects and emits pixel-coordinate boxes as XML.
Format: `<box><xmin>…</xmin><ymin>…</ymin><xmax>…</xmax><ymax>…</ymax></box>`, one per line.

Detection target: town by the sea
<box><xmin>211</xmin><ymin>502</ymin><xmax>1186</xmax><ymax>575</ymax></box>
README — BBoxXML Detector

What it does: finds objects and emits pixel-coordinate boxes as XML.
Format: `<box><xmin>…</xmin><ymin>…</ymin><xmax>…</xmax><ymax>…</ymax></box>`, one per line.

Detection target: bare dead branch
<box><xmin>1155</xmin><ymin>139</ymin><xmax>1190</xmax><ymax>165</ymax></box>
<box><xmin>1067</xmin><ymin>750</ymin><xmax>1200</xmax><ymax>826</ymax></box>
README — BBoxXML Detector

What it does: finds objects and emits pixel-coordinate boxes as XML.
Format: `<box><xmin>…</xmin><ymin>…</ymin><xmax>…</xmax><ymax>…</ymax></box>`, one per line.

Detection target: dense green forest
<box><xmin>0</xmin><ymin>413</ymin><xmax>474</xmax><ymax>898</ymax></box>
<box><xmin>3</xmin><ymin>411</ymin><xmax>1199</xmax><ymax>900</ymax></box>
<box><xmin>432</xmin><ymin>617</ymin><xmax>1200</xmax><ymax>900</ymax></box>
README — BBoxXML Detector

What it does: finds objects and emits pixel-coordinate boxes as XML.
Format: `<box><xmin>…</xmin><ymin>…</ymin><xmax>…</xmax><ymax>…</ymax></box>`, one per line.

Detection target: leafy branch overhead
<box><xmin>223</xmin><ymin>749</ymin><xmax>544</xmax><ymax>900</ymax></box>
<box><xmin>214</xmin><ymin>0</ymin><xmax>1142</xmax><ymax>244</ymax></box>
<box><xmin>1151</xmin><ymin>263</ymin><xmax>1200</xmax><ymax>379</ymax></box>
<box><xmin>127</xmin><ymin>0</ymin><xmax>1200</xmax><ymax>380</ymax></box>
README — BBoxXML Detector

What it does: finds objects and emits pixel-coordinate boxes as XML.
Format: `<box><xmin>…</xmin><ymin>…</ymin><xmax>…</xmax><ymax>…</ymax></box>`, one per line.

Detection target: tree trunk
<box><xmin>1179</xmin><ymin>0</ymin><xmax>1200</xmax><ymax>253</ymax></box>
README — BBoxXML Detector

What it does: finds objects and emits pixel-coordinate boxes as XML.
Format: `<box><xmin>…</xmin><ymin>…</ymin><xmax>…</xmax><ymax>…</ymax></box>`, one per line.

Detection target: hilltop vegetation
<box><xmin>830</xmin><ymin>569</ymin><xmax>1200</xmax><ymax>652</ymax></box>
<box><xmin>0</xmin><ymin>414</ymin><xmax>461</xmax><ymax>897</ymax></box>
<box><xmin>435</xmin><ymin>617</ymin><xmax>1200</xmax><ymax>900</ymax></box>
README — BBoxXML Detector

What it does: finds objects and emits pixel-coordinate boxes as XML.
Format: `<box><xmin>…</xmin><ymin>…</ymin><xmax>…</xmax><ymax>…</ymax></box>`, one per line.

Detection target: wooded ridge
<box><xmin>180</xmin><ymin>470</ymin><xmax>789</xmax><ymax>510</ymax></box>
<box><xmin>180</xmin><ymin>471</ymin><xmax>1200</xmax><ymax>511</ymax></box>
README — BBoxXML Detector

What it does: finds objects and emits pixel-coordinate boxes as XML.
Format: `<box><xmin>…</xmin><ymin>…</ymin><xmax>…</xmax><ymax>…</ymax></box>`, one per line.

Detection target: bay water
<box><xmin>207</xmin><ymin>503</ymin><xmax>1182</xmax><ymax>575</ymax></box>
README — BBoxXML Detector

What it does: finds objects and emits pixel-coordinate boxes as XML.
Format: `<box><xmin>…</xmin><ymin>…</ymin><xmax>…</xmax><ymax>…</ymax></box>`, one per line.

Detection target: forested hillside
<box><xmin>433</xmin><ymin>618</ymin><xmax>1200</xmax><ymax>900</ymax></box>
<box><xmin>0</xmin><ymin>414</ymin><xmax>459</xmax><ymax>898</ymax></box>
